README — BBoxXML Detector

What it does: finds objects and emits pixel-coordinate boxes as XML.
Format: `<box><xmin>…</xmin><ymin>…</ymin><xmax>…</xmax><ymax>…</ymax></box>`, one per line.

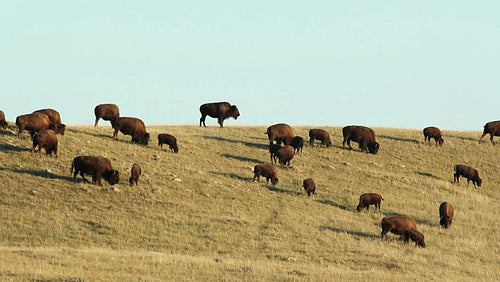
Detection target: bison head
<box><xmin>103</xmin><ymin>170</ymin><xmax>120</xmax><ymax>185</ymax></box>
<box><xmin>229</xmin><ymin>105</ymin><xmax>240</xmax><ymax>119</ymax></box>
<box><xmin>55</xmin><ymin>124</ymin><xmax>66</xmax><ymax>135</ymax></box>
<box><xmin>440</xmin><ymin>216</ymin><xmax>452</xmax><ymax>229</ymax></box>
<box><xmin>271</xmin><ymin>177</ymin><xmax>279</xmax><ymax>186</ymax></box>
<box><xmin>132</xmin><ymin>132</ymin><xmax>150</xmax><ymax>145</ymax></box>
<box><xmin>368</xmin><ymin>141</ymin><xmax>379</xmax><ymax>154</ymax></box>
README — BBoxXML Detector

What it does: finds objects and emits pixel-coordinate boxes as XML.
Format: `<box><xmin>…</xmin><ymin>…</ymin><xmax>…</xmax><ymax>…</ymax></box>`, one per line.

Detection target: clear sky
<box><xmin>2</xmin><ymin>1</ymin><xmax>499</xmax><ymax>130</ymax></box>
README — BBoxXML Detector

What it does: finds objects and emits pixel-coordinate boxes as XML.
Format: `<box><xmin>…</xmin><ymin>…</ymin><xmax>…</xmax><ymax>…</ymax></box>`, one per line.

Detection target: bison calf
<box><xmin>276</xmin><ymin>145</ymin><xmax>295</xmax><ymax>167</ymax></box>
<box><xmin>439</xmin><ymin>202</ymin><xmax>454</xmax><ymax>229</ymax></box>
<box><xmin>32</xmin><ymin>129</ymin><xmax>58</xmax><ymax>157</ymax></box>
<box><xmin>356</xmin><ymin>193</ymin><xmax>384</xmax><ymax>212</ymax></box>
<box><xmin>269</xmin><ymin>144</ymin><xmax>282</xmax><ymax>164</ymax></box>
<box><xmin>291</xmin><ymin>136</ymin><xmax>304</xmax><ymax>154</ymax></box>
<box><xmin>309</xmin><ymin>129</ymin><xmax>332</xmax><ymax>147</ymax></box>
<box><xmin>423</xmin><ymin>126</ymin><xmax>444</xmax><ymax>146</ymax></box>
<box><xmin>381</xmin><ymin>216</ymin><xmax>417</xmax><ymax>239</ymax></box>
<box><xmin>303</xmin><ymin>178</ymin><xmax>316</xmax><ymax>196</ymax></box>
<box><xmin>454</xmin><ymin>164</ymin><xmax>482</xmax><ymax>188</ymax></box>
<box><xmin>403</xmin><ymin>229</ymin><xmax>426</xmax><ymax>248</ymax></box>
<box><xmin>129</xmin><ymin>163</ymin><xmax>142</xmax><ymax>186</ymax></box>
<box><xmin>0</xmin><ymin>110</ymin><xmax>8</xmax><ymax>130</ymax></box>
<box><xmin>253</xmin><ymin>164</ymin><xmax>279</xmax><ymax>186</ymax></box>
<box><xmin>71</xmin><ymin>156</ymin><xmax>120</xmax><ymax>186</ymax></box>
<box><xmin>158</xmin><ymin>133</ymin><xmax>179</xmax><ymax>153</ymax></box>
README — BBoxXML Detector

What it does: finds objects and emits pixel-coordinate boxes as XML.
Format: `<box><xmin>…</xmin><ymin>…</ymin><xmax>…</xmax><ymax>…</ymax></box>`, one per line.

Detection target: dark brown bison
<box><xmin>291</xmin><ymin>136</ymin><xmax>304</xmax><ymax>154</ymax></box>
<box><xmin>253</xmin><ymin>164</ymin><xmax>278</xmax><ymax>186</ymax></box>
<box><xmin>454</xmin><ymin>164</ymin><xmax>482</xmax><ymax>188</ymax></box>
<box><xmin>32</xmin><ymin>108</ymin><xmax>65</xmax><ymax>135</ymax></box>
<box><xmin>158</xmin><ymin>133</ymin><xmax>178</xmax><ymax>153</ymax></box>
<box><xmin>342</xmin><ymin>125</ymin><xmax>379</xmax><ymax>154</ymax></box>
<box><xmin>269</xmin><ymin>143</ymin><xmax>282</xmax><ymax>164</ymax></box>
<box><xmin>356</xmin><ymin>193</ymin><xmax>384</xmax><ymax>212</ymax></box>
<box><xmin>199</xmin><ymin>102</ymin><xmax>240</xmax><ymax>127</ymax></box>
<box><xmin>266</xmin><ymin>123</ymin><xmax>294</xmax><ymax>146</ymax></box>
<box><xmin>309</xmin><ymin>129</ymin><xmax>332</xmax><ymax>147</ymax></box>
<box><xmin>15</xmin><ymin>112</ymin><xmax>51</xmax><ymax>137</ymax></box>
<box><xmin>479</xmin><ymin>120</ymin><xmax>500</xmax><ymax>145</ymax></box>
<box><xmin>129</xmin><ymin>163</ymin><xmax>141</xmax><ymax>186</ymax></box>
<box><xmin>32</xmin><ymin>129</ymin><xmax>58</xmax><ymax>157</ymax></box>
<box><xmin>276</xmin><ymin>145</ymin><xmax>295</xmax><ymax>167</ymax></box>
<box><xmin>439</xmin><ymin>202</ymin><xmax>454</xmax><ymax>229</ymax></box>
<box><xmin>112</xmin><ymin>117</ymin><xmax>150</xmax><ymax>145</ymax></box>
<box><xmin>71</xmin><ymin>155</ymin><xmax>120</xmax><ymax>186</ymax></box>
<box><xmin>403</xmin><ymin>229</ymin><xmax>426</xmax><ymax>248</ymax></box>
<box><xmin>0</xmin><ymin>110</ymin><xmax>7</xmax><ymax>130</ymax></box>
<box><xmin>94</xmin><ymin>103</ymin><xmax>120</xmax><ymax>127</ymax></box>
<box><xmin>423</xmin><ymin>126</ymin><xmax>443</xmax><ymax>146</ymax></box>
<box><xmin>303</xmin><ymin>178</ymin><xmax>316</xmax><ymax>196</ymax></box>
<box><xmin>381</xmin><ymin>216</ymin><xmax>417</xmax><ymax>239</ymax></box>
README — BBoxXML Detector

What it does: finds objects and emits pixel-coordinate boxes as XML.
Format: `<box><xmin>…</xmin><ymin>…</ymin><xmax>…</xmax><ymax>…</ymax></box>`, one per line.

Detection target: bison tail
<box><xmin>381</xmin><ymin>196</ymin><xmax>384</xmax><ymax>201</ymax></box>
<box><xmin>454</xmin><ymin>164</ymin><xmax>458</xmax><ymax>172</ymax></box>
<box><xmin>70</xmin><ymin>160</ymin><xmax>75</xmax><ymax>173</ymax></box>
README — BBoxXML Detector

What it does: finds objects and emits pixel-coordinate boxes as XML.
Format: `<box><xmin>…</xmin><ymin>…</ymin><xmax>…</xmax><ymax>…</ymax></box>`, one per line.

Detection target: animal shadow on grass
<box><xmin>67</xmin><ymin>128</ymin><xmax>112</xmax><ymax>140</ymax></box>
<box><xmin>263</xmin><ymin>185</ymin><xmax>299</xmax><ymax>195</ymax></box>
<box><xmin>320</xmin><ymin>226</ymin><xmax>377</xmax><ymax>239</ymax></box>
<box><xmin>0</xmin><ymin>167</ymin><xmax>74</xmax><ymax>182</ymax></box>
<box><xmin>0</xmin><ymin>143</ymin><xmax>31</xmax><ymax>152</ymax></box>
<box><xmin>316</xmin><ymin>199</ymin><xmax>350</xmax><ymax>211</ymax></box>
<box><xmin>210</xmin><ymin>171</ymin><xmax>253</xmax><ymax>182</ymax></box>
<box><xmin>444</xmin><ymin>134</ymin><xmax>477</xmax><ymax>142</ymax></box>
<box><xmin>378</xmin><ymin>135</ymin><xmax>419</xmax><ymax>144</ymax></box>
<box><xmin>203</xmin><ymin>135</ymin><xmax>268</xmax><ymax>150</ymax></box>
<box><xmin>221</xmin><ymin>153</ymin><xmax>264</xmax><ymax>164</ymax></box>
<box><xmin>0</xmin><ymin>129</ymin><xmax>16</xmax><ymax>137</ymax></box>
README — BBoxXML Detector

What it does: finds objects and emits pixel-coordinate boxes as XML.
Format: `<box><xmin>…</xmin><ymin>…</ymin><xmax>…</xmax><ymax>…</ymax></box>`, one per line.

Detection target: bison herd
<box><xmin>0</xmin><ymin>101</ymin><xmax>496</xmax><ymax>249</ymax></box>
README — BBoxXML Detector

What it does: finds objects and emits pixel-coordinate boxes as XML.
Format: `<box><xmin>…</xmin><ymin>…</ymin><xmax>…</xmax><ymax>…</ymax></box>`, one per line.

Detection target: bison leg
<box><xmin>217</xmin><ymin>116</ymin><xmax>224</xmax><ymax>128</ymax></box>
<box><xmin>94</xmin><ymin>116</ymin><xmax>100</xmax><ymax>127</ymax></box>
<box><xmin>199</xmin><ymin>115</ymin><xmax>207</xmax><ymax>127</ymax></box>
<box><xmin>490</xmin><ymin>134</ymin><xmax>496</xmax><ymax>145</ymax></box>
<box><xmin>453</xmin><ymin>173</ymin><xmax>459</xmax><ymax>184</ymax></box>
<box><xmin>112</xmin><ymin>128</ymin><xmax>119</xmax><ymax>140</ymax></box>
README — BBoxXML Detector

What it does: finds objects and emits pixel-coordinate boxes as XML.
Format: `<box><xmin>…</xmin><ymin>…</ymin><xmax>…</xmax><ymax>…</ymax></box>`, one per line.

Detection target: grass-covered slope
<box><xmin>0</xmin><ymin>124</ymin><xmax>499</xmax><ymax>280</ymax></box>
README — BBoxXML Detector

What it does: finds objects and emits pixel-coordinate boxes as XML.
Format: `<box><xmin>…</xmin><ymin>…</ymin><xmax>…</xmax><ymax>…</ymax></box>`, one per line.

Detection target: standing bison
<box><xmin>112</xmin><ymin>117</ymin><xmax>150</xmax><ymax>145</ymax></box>
<box><xmin>0</xmin><ymin>110</ymin><xmax>8</xmax><ymax>130</ymax></box>
<box><xmin>479</xmin><ymin>120</ymin><xmax>500</xmax><ymax>145</ymax></box>
<box><xmin>439</xmin><ymin>202</ymin><xmax>454</xmax><ymax>229</ymax></box>
<box><xmin>303</xmin><ymin>178</ymin><xmax>316</xmax><ymax>196</ymax></box>
<box><xmin>71</xmin><ymin>155</ymin><xmax>120</xmax><ymax>186</ymax></box>
<box><xmin>276</xmin><ymin>145</ymin><xmax>295</xmax><ymax>167</ymax></box>
<box><xmin>290</xmin><ymin>136</ymin><xmax>304</xmax><ymax>154</ymax></box>
<box><xmin>381</xmin><ymin>216</ymin><xmax>417</xmax><ymax>239</ymax></box>
<box><xmin>199</xmin><ymin>102</ymin><xmax>240</xmax><ymax>127</ymax></box>
<box><xmin>33</xmin><ymin>108</ymin><xmax>65</xmax><ymax>135</ymax></box>
<box><xmin>454</xmin><ymin>164</ymin><xmax>482</xmax><ymax>188</ymax></box>
<box><xmin>129</xmin><ymin>163</ymin><xmax>142</xmax><ymax>186</ymax></box>
<box><xmin>356</xmin><ymin>193</ymin><xmax>384</xmax><ymax>212</ymax></box>
<box><xmin>342</xmin><ymin>125</ymin><xmax>379</xmax><ymax>154</ymax></box>
<box><xmin>253</xmin><ymin>164</ymin><xmax>279</xmax><ymax>186</ymax></box>
<box><xmin>423</xmin><ymin>126</ymin><xmax>443</xmax><ymax>146</ymax></box>
<box><xmin>309</xmin><ymin>129</ymin><xmax>332</xmax><ymax>147</ymax></box>
<box><xmin>32</xmin><ymin>129</ymin><xmax>58</xmax><ymax>157</ymax></box>
<box><xmin>15</xmin><ymin>112</ymin><xmax>51</xmax><ymax>137</ymax></box>
<box><xmin>94</xmin><ymin>104</ymin><xmax>120</xmax><ymax>127</ymax></box>
<box><xmin>158</xmin><ymin>133</ymin><xmax>179</xmax><ymax>153</ymax></box>
<box><xmin>266</xmin><ymin>123</ymin><xmax>294</xmax><ymax>146</ymax></box>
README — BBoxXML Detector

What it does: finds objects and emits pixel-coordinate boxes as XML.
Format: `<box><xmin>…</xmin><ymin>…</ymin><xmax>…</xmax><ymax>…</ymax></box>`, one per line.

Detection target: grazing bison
<box><xmin>403</xmin><ymin>229</ymin><xmax>426</xmax><ymax>248</ymax></box>
<box><xmin>199</xmin><ymin>102</ymin><xmax>240</xmax><ymax>127</ymax></box>
<box><xmin>71</xmin><ymin>155</ymin><xmax>120</xmax><ymax>186</ymax></box>
<box><xmin>423</xmin><ymin>126</ymin><xmax>443</xmax><ymax>146</ymax></box>
<box><xmin>276</xmin><ymin>145</ymin><xmax>295</xmax><ymax>167</ymax></box>
<box><xmin>0</xmin><ymin>110</ymin><xmax>7</xmax><ymax>130</ymax></box>
<box><xmin>381</xmin><ymin>216</ymin><xmax>417</xmax><ymax>239</ymax></box>
<box><xmin>303</xmin><ymin>178</ymin><xmax>316</xmax><ymax>196</ymax></box>
<box><xmin>269</xmin><ymin>143</ymin><xmax>282</xmax><ymax>164</ymax></box>
<box><xmin>356</xmin><ymin>193</ymin><xmax>384</xmax><ymax>212</ymax></box>
<box><xmin>112</xmin><ymin>117</ymin><xmax>150</xmax><ymax>145</ymax></box>
<box><xmin>94</xmin><ymin>103</ymin><xmax>120</xmax><ymax>127</ymax></box>
<box><xmin>342</xmin><ymin>125</ymin><xmax>379</xmax><ymax>154</ymax></box>
<box><xmin>32</xmin><ymin>108</ymin><xmax>65</xmax><ymax>135</ymax></box>
<box><xmin>266</xmin><ymin>123</ymin><xmax>294</xmax><ymax>146</ymax></box>
<box><xmin>129</xmin><ymin>163</ymin><xmax>141</xmax><ymax>186</ymax></box>
<box><xmin>454</xmin><ymin>164</ymin><xmax>482</xmax><ymax>188</ymax></box>
<box><xmin>439</xmin><ymin>202</ymin><xmax>454</xmax><ymax>229</ymax></box>
<box><xmin>15</xmin><ymin>112</ymin><xmax>51</xmax><ymax>137</ymax></box>
<box><xmin>479</xmin><ymin>120</ymin><xmax>500</xmax><ymax>145</ymax></box>
<box><xmin>158</xmin><ymin>133</ymin><xmax>179</xmax><ymax>153</ymax></box>
<box><xmin>32</xmin><ymin>129</ymin><xmax>58</xmax><ymax>157</ymax></box>
<box><xmin>253</xmin><ymin>164</ymin><xmax>279</xmax><ymax>186</ymax></box>
<box><xmin>309</xmin><ymin>129</ymin><xmax>332</xmax><ymax>147</ymax></box>
<box><xmin>291</xmin><ymin>136</ymin><xmax>304</xmax><ymax>154</ymax></box>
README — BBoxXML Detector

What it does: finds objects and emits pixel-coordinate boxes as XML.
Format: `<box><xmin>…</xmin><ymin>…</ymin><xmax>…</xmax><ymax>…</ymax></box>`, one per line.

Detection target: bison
<box><xmin>479</xmin><ymin>120</ymin><xmax>500</xmax><ymax>145</ymax></box>
<box><xmin>32</xmin><ymin>129</ymin><xmax>58</xmax><ymax>157</ymax></box>
<box><xmin>439</xmin><ymin>202</ymin><xmax>454</xmax><ymax>229</ymax></box>
<box><xmin>129</xmin><ymin>163</ymin><xmax>141</xmax><ymax>186</ymax></box>
<box><xmin>269</xmin><ymin>143</ymin><xmax>282</xmax><ymax>164</ymax></box>
<box><xmin>112</xmin><ymin>117</ymin><xmax>150</xmax><ymax>145</ymax></box>
<box><xmin>454</xmin><ymin>164</ymin><xmax>482</xmax><ymax>188</ymax></box>
<box><xmin>423</xmin><ymin>126</ymin><xmax>443</xmax><ymax>146</ymax></box>
<box><xmin>303</xmin><ymin>178</ymin><xmax>316</xmax><ymax>196</ymax></box>
<box><xmin>71</xmin><ymin>155</ymin><xmax>120</xmax><ymax>186</ymax></box>
<box><xmin>266</xmin><ymin>123</ymin><xmax>294</xmax><ymax>146</ymax></box>
<box><xmin>15</xmin><ymin>112</ymin><xmax>51</xmax><ymax>138</ymax></box>
<box><xmin>0</xmin><ymin>110</ymin><xmax>7</xmax><ymax>130</ymax></box>
<box><xmin>290</xmin><ymin>136</ymin><xmax>304</xmax><ymax>155</ymax></box>
<box><xmin>94</xmin><ymin>103</ymin><xmax>120</xmax><ymax>127</ymax></box>
<box><xmin>199</xmin><ymin>102</ymin><xmax>240</xmax><ymax>127</ymax></box>
<box><xmin>403</xmin><ymin>229</ymin><xmax>426</xmax><ymax>248</ymax></box>
<box><xmin>32</xmin><ymin>108</ymin><xmax>65</xmax><ymax>135</ymax></box>
<box><xmin>276</xmin><ymin>145</ymin><xmax>295</xmax><ymax>167</ymax></box>
<box><xmin>158</xmin><ymin>133</ymin><xmax>179</xmax><ymax>153</ymax></box>
<box><xmin>253</xmin><ymin>164</ymin><xmax>278</xmax><ymax>186</ymax></box>
<box><xmin>309</xmin><ymin>129</ymin><xmax>332</xmax><ymax>147</ymax></box>
<box><xmin>381</xmin><ymin>216</ymin><xmax>417</xmax><ymax>239</ymax></box>
<box><xmin>356</xmin><ymin>193</ymin><xmax>384</xmax><ymax>212</ymax></box>
<box><xmin>342</xmin><ymin>125</ymin><xmax>379</xmax><ymax>154</ymax></box>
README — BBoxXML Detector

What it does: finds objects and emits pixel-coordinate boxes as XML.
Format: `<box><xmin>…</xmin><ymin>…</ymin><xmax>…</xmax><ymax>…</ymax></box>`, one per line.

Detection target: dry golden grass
<box><xmin>0</xmin><ymin>123</ymin><xmax>499</xmax><ymax>280</ymax></box>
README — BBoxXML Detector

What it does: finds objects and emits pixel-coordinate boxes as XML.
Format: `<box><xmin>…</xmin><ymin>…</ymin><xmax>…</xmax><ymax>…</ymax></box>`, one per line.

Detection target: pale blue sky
<box><xmin>2</xmin><ymin>1</ymin><xmax>499</xmax><ymax>130</ymax></box>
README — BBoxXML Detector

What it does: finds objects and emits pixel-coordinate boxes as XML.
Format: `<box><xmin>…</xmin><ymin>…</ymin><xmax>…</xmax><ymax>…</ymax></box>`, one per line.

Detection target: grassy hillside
<box><xmin>0</xmin><ymin>123</ymin><xmax>499</xmax><ymax>281</ymax></box>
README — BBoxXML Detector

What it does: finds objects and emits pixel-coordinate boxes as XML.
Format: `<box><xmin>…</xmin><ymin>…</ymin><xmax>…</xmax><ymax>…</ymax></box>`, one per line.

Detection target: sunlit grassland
<box><xmin>0</xmin><ymin>123</ymin><xmax>499</xmax><ymax>280</ymax></box>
